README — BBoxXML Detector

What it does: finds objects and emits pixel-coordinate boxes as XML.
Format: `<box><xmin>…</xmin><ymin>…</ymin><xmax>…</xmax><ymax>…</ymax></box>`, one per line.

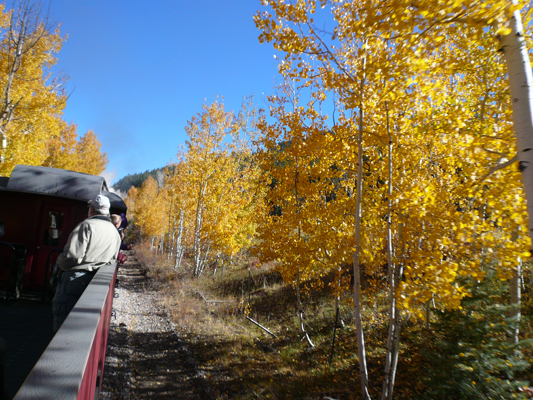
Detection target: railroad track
<box><xmin>100</xmin><ymin>251</ymin><xmax>211</xmax><ymax>400</ymax></box>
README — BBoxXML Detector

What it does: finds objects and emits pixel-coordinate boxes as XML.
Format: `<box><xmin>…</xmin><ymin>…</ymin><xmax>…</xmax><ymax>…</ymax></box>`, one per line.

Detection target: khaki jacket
<box><xmin>57</xmin><ymin>215</ymin><xmax>122</xmax><ymax>271</ymax></box>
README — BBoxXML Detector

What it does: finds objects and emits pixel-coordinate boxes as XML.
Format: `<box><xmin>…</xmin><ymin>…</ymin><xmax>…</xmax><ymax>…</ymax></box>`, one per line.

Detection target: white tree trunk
<box><xmin>168</xmin><ymin>218</ymin><xmax>176</xmax><ymax>261</ymax></box>
<box><xmin>500</xmin><ymin>8</ymin><xmax>533</xmax><ymax>247</ymax></box>
<box><xmin>174</xmin><ymin>208</ymin><xmax>185</xmax><ymax>270</ymax></box>
<box><xmin>296</xmin><ymin>268</ymin><xmax>315</xmax><ymax>348</ymax></box>
<box><xmin>0</xmin><ymin>136</ymin><xmax>6</xmax><ymax>164</ymax></box>
<box><xmin>198</xmin><ymin>242</ymin><xmax>211</xmax><ymax>277</ymax></box>
<box><xmin>353</xmin><ymin>98</ymin><xmax>371</xmax><ymax>400</ymax></box>
<box><xmin>167</xmin><ymin>194</ymin><xmax>174</xmax><ymax>260</ymax></box>
<box><xmin>500</xmin><ymin>6</ymin><xmax>532</xmax><ymax>346</ymax></box>
<box><xmin>193</xmin><ymin>181</ymin><xmax>207</xmax><ymax>277</ymax></box>
<box><xmin>509</xmin><ymin>259</ymin><xmax>521</xmax><ymax>345</ymax></box>
<box><xmin>382</xmin><ymin>104</ymin><xmax>400</xmax><ymax>400</ymax></box>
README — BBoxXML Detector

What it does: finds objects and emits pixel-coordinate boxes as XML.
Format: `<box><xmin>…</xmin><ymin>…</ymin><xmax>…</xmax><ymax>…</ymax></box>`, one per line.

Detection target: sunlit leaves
<box><xmin>254</xmin><ymin>0</ymin><xmax>532</xmax><ymax>316</ymax></box>
<box><xmin>133</xmin><ymin>176</ymin><xmax>168</xmax><ymax>241</ymax></box>
<box><xmin>43</xmin><ymin>124</ymin><xmax>108</xmax><ymax>176</ymax></box>
<box><xmin>0</xmin><ymin>3</ymin><xmax>67</xmax><ymax>175</ymax></box>
<box><xmin>0</xmin><ymin>3</ymin><xmax>108</xmax><ymax>177</ymax></box>
<box><xmin>159</xmin><ymin>99</ymin><xmax>265</xmax><ymax>276</ymax></box>
<box><xmin>72</xmin><ymin>129</ymin><xmax>109</xmax><ymax>175</ymax></box>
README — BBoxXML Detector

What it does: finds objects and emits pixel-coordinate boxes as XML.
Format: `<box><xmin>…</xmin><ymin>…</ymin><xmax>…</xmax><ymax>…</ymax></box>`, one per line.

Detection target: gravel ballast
<box><xmin>99</xmin><ymin>251</ymin><xmax>212</xmax><ymax>400</ymax></box>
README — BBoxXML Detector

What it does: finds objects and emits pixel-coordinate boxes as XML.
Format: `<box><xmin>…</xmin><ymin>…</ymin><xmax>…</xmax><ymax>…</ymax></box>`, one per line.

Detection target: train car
<box><xmin>0</xmin><ymin>164</ymin><xmax>127</xmax><ymax>400</ymax></box>
<box><xmin>0</xmin><ymin>164</ymin><xmax>126</xmax><ymax>298</ymax></box>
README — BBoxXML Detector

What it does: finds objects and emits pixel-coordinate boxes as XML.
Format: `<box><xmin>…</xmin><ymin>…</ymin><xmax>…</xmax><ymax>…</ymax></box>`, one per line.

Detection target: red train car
<box><xmin>0</xmin><ymin>164</ymin><xmax>126</xmax><ymax>298</ymax></box>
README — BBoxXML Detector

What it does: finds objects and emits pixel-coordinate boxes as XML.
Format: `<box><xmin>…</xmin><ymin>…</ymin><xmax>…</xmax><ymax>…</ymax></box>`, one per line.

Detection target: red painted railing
<box><xmin>14</xmin><ymin>262</ymin><xmax>118</xmax><ymax>400</ymax></box>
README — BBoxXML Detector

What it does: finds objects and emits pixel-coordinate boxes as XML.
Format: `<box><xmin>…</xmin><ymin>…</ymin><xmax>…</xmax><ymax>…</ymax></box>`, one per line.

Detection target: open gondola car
<box><xmin>0</xmin><ymin>165</ymin><xmax>127</xmax><ymax>400</ymax></box>
<box><xmin>0</xmin><ymin>164</ymin><xmax>126</xmax><ymax>298</ymax></box>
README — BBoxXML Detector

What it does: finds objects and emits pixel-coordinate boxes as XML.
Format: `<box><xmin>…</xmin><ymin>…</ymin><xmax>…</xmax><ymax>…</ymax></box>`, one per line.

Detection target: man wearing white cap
<box><xmin>52</xmin><ymin>194</ymin><xmax>122</xmax><ymax>331</ymax></box>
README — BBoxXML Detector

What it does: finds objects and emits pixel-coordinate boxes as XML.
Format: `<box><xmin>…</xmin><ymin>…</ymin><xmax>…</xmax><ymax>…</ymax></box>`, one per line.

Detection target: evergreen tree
<box><xmin>113</xmin><ymin>167</ymin><xmax>170</xmax><ymax>193</ymax></box>
<box><xmin>420</xmin><ymin>272</ymin><xmax>532</xmax><ymax>400</ymax></box>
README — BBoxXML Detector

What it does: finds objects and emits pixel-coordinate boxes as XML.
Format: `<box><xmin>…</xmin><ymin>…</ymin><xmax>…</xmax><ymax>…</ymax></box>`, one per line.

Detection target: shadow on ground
<box><xmin>101</xmin><ymin>253</ymin><xmax>215</xmax><ymax>400</ymax></box>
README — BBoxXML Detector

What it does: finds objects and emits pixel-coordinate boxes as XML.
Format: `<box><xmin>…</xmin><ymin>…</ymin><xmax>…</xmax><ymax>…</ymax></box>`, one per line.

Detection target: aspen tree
<box><xmin>256</xmin><ymin>4</ymin><xmax>405</xmax><ymax>398</ymax></box>
<box><xmin>125</xmin><ymin>186</ymin><xmax>138</xmax><ymax>217</ymax></box>
<box><xmin>256</xmin><ymin>1</ymin><xmax>520</xmax><ymax>382</ymax></box>
<box><xmin>75</xmin><ymin>130</ymin><xmax>109</xmax><ymax>176</ymax></box>
<box><xmin>0</xmin><ymin>0</ymin><xmax>67</xmax><ymax>175</ymax></box>
<box><xmin>134</xmin><ymin>176</ymin><xmax>167</xmax><ymax>246</ymax></box>
<box><xmin>382</xmin><ymin>103</ymin><xmax>400</xmax><ymax>400</ymax></box>
<box><xmin>184</xmin><ymin>101</ymin><xmax>237</xmax><ymax>276</ymax></box>
<box><xmin>43</xmin><ymin>123</ymin><xmax>108</xmax><ymax>175</ymax></box>
<box><xmin>43</xmin><ymin>122</ymin><xmax>79</xmax><ymax>171</ymax></box>
<box><xmin>255</xmin><ymin>1</ymin><xmax>531</xmax><ymax>398</ymax></box>
<box><xmin>253</xmin><ymin>79</ymin><xmax>386</xmax><ymax>353</ymax></box>
<box><xmin>499</xmin><ymin>1</ymin><xmax>532</xmax><ymax>344</ymax></box>
<box><xmin>218</xmin><ymin>96</ymin><xmax>265</xmax><ymax>260</ymax></box>
<box><xmin>165</xmin><ymin>160</ymin><xmax>194</xmax><ymax>270</ymax></box>
<box><xmin>169</xmin><ymin>100</ymin><xmax>262</xmax><ymax>277</ymax></box>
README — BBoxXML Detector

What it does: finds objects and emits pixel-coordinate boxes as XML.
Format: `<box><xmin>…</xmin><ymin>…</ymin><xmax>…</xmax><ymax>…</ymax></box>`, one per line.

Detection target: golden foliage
<box><xmin>43</xmin><ymin>124</ymin><xmax>108</xmax><ymax>175</ymax></box>
<box><xmin>0</xmin><ymin>2</ymin><xmax>108</xmax><ymax>177</ymax></box>
<box><xmin>134</xmin><ymin>176</ymin><xmax>168</xmax><ymax>240</ymax></box>
<box><xmin>0</xmin><ymin>2</ymin><xmax>66</xmax><ymax>175</ymax></box>
<box><xmin>74</xmin><ymin>129</ymin><xmax>109</xmax><ymax>175</ymax></box>
<box><xmin>43</xmin><ymin>122</ymin><xmax>79</xmax><ymax>171</ymax></box>
<box><xmin>133</xmin><ymin>99</ymin><xmax>264</xmax><ymax>277</ymax></box>
<box><xmin>253</xmin><ymin>0</ymin><xmax>532</xmax><ymax>313</ymax></box>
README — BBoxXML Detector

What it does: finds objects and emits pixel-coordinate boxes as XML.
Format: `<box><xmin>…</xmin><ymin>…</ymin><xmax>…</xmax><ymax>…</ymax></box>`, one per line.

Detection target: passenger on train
<box><xmin>52</xmin><ymin>194</ymin><xmax>122</xmax><ymax>331</ymax></box>
<box><xmin>111</xmin><ymin>214</ymin><xmax>128</xmax><ymax>264</ymax></box>
<box><xmin>119</xmin><ymin>213</ymin><xmax>133</xmax><ymax>251</ymax></box>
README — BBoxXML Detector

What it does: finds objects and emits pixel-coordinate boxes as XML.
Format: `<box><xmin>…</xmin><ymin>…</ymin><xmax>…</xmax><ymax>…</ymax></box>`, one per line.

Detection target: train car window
<box><xmin>43</xmin><ymin>211</ymin><xmax>64</xmax><ymax>246</ymax></box>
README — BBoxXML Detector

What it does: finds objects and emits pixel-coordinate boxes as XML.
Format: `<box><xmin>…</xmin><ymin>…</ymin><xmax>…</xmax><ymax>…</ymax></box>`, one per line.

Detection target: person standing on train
<box><xmin>119</xmin><ymin>213</ymin><xmax>133</xmax><ymax>250</ymax></box>
<box><xmin>52</xmin><ymin>194</ymin><xmax>121</xmax><ymax>331</ymax></box>
<box><xmin>111</xmin><ymin>214</ymin><xmax>128</xmax><ymax>265</ymax></box>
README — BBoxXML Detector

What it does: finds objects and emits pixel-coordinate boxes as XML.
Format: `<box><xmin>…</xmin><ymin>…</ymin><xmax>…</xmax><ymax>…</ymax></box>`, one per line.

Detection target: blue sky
<box><xmin>47</xmin><ymin>0</ymin><xmax>282</xmax><ymax>185</ymax></box>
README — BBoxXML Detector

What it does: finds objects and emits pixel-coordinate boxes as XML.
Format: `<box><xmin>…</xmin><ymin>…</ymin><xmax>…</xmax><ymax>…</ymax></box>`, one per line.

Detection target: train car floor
<box><xmin>0</xmin><ymin>299</ymin><xmax>55</xmax><ymax>400</ymax></box>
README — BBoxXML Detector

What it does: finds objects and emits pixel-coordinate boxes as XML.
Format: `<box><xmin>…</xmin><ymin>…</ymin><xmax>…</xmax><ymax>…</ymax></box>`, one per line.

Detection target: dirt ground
<box><xmin>99</xmin><ymin>251</ymin><xmax>216</xmax><ymax>400</ymax></box>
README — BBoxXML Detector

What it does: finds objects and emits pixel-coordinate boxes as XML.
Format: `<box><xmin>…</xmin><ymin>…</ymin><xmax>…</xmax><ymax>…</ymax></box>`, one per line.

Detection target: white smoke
<box><xmin>100</xmin><ymin>168</ymin><xmax>117</xmax><ymax>191</ymax></box>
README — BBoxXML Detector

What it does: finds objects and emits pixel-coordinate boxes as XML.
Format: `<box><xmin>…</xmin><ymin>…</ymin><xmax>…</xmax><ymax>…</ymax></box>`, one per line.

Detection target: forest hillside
<box><xmin>122</xmin><ymin>1</ymin><xmax>533</xmax><ymax>399</ymax></box>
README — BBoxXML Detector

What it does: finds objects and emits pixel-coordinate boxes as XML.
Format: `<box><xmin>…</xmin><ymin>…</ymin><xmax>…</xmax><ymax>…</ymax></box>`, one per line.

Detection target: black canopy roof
<box><xmin>101</xmin><ymin>191</ymin><xmax>128</xmax><ymax>214</ymax></box>
<box><xmin>5</xmin><ymin>165</ymin><xmax>108</xmax><ymax>199</ymax></box>
<box><xmin>1</xmin><ymin>165</ymin><xmax>127</xmax><ymax>213</ymax></box>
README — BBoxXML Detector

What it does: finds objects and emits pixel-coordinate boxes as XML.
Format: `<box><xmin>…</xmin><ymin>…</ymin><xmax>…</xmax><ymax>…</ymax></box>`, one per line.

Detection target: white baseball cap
<box><xmin>88</xmin><ymin>194</ymin><xmax>111</xmax><ymax>213</ymax></box>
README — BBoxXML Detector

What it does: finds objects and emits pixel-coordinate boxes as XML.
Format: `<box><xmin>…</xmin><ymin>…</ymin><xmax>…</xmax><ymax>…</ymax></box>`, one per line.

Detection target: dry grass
<box><xmin>135</xmin><ymin>244</ymin><xmax>533</xmax><ymax>399</ymax></box>
<box><xmin>137</xmin><ymin>243</ymin><xmax>369</xmax><ymax>399</ymax></box>
<box><xmin>135</xmin><ymin>241</ymin><xmax>179</xmax><ymax>284</ymax></box>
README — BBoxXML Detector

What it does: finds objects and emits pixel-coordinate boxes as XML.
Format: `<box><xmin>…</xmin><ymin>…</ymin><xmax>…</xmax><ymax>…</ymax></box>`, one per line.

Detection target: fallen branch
<box><xmin>246</xmin><ymin>316</ymin><xmax>279</xmax><ymax>339</ymax></box>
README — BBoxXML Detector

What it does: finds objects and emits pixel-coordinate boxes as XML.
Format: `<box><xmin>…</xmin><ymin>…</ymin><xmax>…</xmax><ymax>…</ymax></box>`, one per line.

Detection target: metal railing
<box><xmin>14</xmin><ymin>262</ymin><xmax>118</xmax><ymax>400</ymax></box>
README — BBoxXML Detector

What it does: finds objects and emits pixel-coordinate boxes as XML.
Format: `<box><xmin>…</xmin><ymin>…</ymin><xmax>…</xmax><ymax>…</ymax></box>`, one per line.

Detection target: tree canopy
<box><xmin>0</xmin><ymin>1</ymin><xmax>108</xmax><ymax>177</ymax></box>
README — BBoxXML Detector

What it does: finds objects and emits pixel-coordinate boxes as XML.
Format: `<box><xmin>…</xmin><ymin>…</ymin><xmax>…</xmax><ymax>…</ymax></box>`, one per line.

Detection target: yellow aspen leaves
<box><xmin>254</xmin><ymin>0</ymin><xmax>532</xmax><ymax>315</ymax></box>
<box><xmin>0</xmin><ymin>3</ymin><xmax>67</xmax><ymax>175</ymax></box>
<box><xmin>43</xmin><ymin>124</ymin><xmax>108</xmax><ymax>176</ymax></box>
<box><xmin>132</xmin><ymin>99</ymin><xmax>264</xmax><ymax>276</ymax></box>
<box><xmin>70</xmin><ymin>130</ymin><xmax>109</xmax><ymax>176</ymax></box>
<box><xmin>0</xmin><ymin>3</ymin><xmax>108</xmax><ymax>177</ymax></box>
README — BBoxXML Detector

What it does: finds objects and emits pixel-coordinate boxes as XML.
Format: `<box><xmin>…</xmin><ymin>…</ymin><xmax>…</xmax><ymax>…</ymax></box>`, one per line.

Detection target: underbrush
<box><xmin>135</xmin><ymin>243</ymin><xmax>533</xmax><ymax>399</ymax></box>
<box><xmin>135</xmin><ymin>241</ymin><xmax>179</xmax><ymax>284</ymax></box>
